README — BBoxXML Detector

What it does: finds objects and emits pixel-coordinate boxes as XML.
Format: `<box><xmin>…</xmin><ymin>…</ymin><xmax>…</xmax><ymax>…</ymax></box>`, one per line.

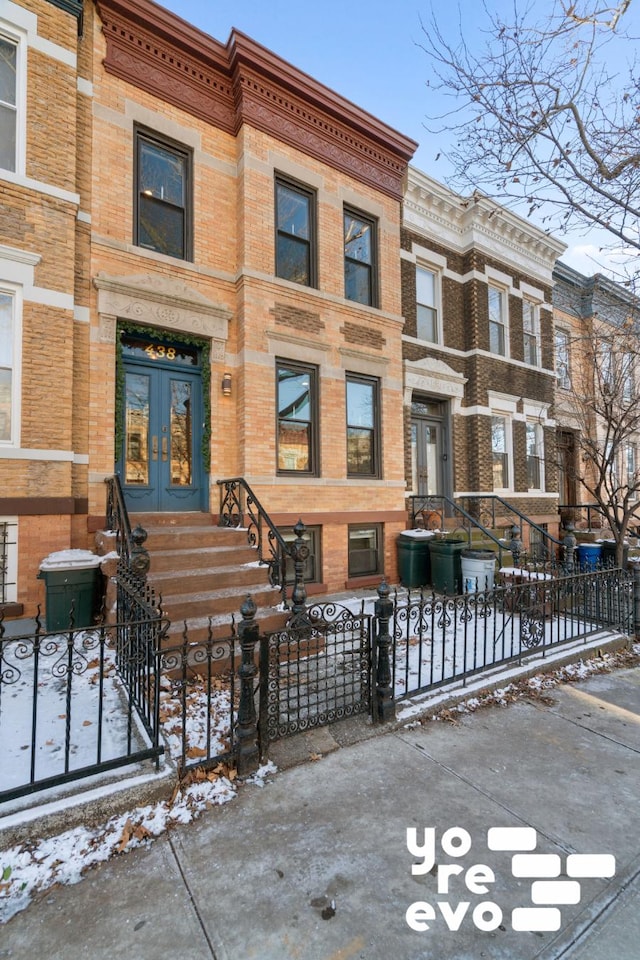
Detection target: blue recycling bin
<box><xmin>576</xmin><ymin>543</ymin><xmax>602</xmax><ymax>571</ymax></box>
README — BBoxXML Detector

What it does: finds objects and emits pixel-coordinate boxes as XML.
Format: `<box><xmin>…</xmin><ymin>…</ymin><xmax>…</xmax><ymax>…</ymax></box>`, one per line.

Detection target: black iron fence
<box><xmin>0</xmin><ymin>613</ymin><xmax>167</xmax><ymax>805</ymax></box>
<box><xmin>2</xmin><ymin>561</ymin><xmax>635</xmax><ymax>804</ymax></box>
<box><xmin>392</xmin><ymin>566</ymin><xmax>634</xmax><ymax>702</ymax></box>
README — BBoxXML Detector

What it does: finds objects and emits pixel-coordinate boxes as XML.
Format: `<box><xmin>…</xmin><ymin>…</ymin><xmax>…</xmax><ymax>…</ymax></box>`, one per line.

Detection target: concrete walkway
<box><xmin>2</xmin><ymin>665</ymin><xmax>639</xmax><ymax>960</ymax></box>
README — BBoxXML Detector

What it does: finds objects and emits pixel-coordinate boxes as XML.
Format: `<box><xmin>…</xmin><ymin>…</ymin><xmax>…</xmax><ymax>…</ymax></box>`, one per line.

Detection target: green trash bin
<box><xmin>38</xmin><ymin>550</ymin><xmax>102</xmax><ymax>630</ymax></box>
<box><xmin>397</xmin><ymin>530</ymin><xmax>433</xmax><ymax>588</ymax></box>
<box><xmin>428</xmin><ymin>538</ymin><xmax>466</xmax><ymax>594</ymax></box>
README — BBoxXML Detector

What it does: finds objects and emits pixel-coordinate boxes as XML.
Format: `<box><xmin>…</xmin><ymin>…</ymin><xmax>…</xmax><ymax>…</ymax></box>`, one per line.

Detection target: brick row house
<box><xmin>6</xmin><ymin>0</ymin><xmax>629</xmax><ymax>624</ymax></box>
<box><xmin>401</xmin><ymin>168</ymin><xmax>566</xmax><ymax>546</ymax></box>
<box><xmin>553</xmin><ymin>262</ymin><xmax>640</xmax><ymax>533</ymax></box>
<box><xmin>2</xmin><ymin>0</ymin><xmax>419</xmax><ymax>618</ymax></box>
<box><xmin>0</xmin><ymin>0</ymin><xmax>84</xmax><ymax>616</ymax></box>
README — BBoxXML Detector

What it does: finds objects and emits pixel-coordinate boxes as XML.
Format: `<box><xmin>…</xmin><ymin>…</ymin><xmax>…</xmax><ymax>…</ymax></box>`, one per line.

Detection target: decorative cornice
<box><xmin>94</xmin><ymin>0</ymin><xmax>417</xmax><ymax>199</ymax></box>
<box><xmin>405</xmin><ymin>166</ymin><xmax>566</xmax><ymax>276</ymax></box>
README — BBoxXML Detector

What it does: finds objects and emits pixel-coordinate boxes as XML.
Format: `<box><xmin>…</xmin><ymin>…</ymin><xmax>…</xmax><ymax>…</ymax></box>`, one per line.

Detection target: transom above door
<box><xmin>118</xmin><ymin>331</ymin><xmax>206</xmax><ymax>512</ymax></box>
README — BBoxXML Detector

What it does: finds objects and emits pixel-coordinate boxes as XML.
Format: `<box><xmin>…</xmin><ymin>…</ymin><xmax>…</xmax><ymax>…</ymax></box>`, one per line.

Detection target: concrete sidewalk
<box><xmin>2</xmin><ymin>666</ymin><xmax>639</xmax><ymax>960</ymax></box>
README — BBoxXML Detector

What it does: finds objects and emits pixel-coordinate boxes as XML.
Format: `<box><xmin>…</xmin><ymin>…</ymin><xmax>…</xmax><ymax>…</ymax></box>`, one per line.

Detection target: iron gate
<box><xmin>259</xmin><ymin>601</ymin><xmax>374</xmax><ymax>743</ymax></box>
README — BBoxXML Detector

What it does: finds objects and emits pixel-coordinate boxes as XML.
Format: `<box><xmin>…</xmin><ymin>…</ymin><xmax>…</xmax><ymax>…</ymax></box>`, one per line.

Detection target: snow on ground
<box><xmin>1</xmin><ymin>594</ymin><xmax>637</xmax><ymax>926</ymax></box>
<box><xmin>0</xmin><ymin>761</ymin><xmax>277</xmax><ymax>924</ymax></box>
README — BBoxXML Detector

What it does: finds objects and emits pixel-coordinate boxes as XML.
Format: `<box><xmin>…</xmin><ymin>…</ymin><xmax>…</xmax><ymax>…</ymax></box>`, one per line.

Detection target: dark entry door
<box><xmin>119</xmin><ymin>336</ymin><xmax>204</xmax><ymax>512</ymax></box>
<box><xmin>411</xmin><ymin>399</ymin><xmax>448</xmax><ymax>497</ymax></box>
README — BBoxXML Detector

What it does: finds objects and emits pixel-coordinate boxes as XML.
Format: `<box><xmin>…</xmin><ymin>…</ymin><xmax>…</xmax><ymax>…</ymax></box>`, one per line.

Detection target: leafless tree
<box><xmin>420</xmin><ymin>1</ymin><xmax>640</xmax><ymax>279</ymax></box>
<box><xmin>559</xmin><ymin>302</ymin><xmax>640</xmax><ymax>563</ymax></box>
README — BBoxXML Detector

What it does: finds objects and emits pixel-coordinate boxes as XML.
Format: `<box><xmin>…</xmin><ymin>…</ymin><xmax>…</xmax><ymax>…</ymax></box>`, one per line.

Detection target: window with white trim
<box><xmin>523</xmin><ymin>300</ymin><xmax>541</xmax><ymax>366</ymax></box>
<box><xmin>555</xmin><ymin>329</ymin><xmax>571</xmax><ymax>389</ymax></box>
<box><xmin>625</xmin><ymin>442</ymin><xmax>636</xmax><ymax>487</ymax></box>
<box><xmin>0</xmin><ymin>32</ymin><xmax>18</xmax><ymax>173</ymax></box>
<box><xmin>0</xmin><ymin>289</ymin><xmax>15</xmax><ymax>443</ymax></box>
<box><xmin>491</xmin><ymin>415</ymin><xmax>511</xmax><ymax>489</ymax></box>
<box><xmin>526</xmin><ymin>422</ymin><xmax>545</xmax><ymax>491</ymax></box>
<box><xmin>488</xmin><ymin>285</ymin><xmax>508</xmax><ymax>356</ymax></box>
<box><xmin>416</xmin><ymin>265</ymin><xmax>439</xmax><ymax>343</ymax></box>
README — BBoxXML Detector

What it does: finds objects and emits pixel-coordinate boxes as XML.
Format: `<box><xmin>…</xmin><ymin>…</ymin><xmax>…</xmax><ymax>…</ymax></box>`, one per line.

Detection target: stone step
<box><xmin>142</xmin><ymin>526</ymin><xmax>249</xmax><ymax>551</ymax></box>
<box><xmin>159</xmin><ymin>581</ymin><xmax>281</xmax><ymax>622</ymax></box>
<box><xmin>149</xmin><ymin>560</ymin><xmax>269</xmax><ymax>594</ymax></box>
<box><xmin>131</xmin><ymin>511</ymin><xmax>216</xmax><ymax>528</ymax></box>
<box><xmin>149</xmin><ymin>544</ymin><xmax>258</xmax><ymax>573</ymax></box>
<box><xmin>163</xmin><ymin>605</ymin><xmax>289</xmax><ymax>645</ymax></box>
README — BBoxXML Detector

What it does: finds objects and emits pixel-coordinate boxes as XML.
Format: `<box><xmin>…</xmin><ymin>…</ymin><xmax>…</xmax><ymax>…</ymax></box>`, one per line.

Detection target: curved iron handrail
<box><xmin>105</xmin><ymin>475</ymin><xmax>150</xmax><ymax>579</ymax></box>
<box><xmin>217</xmin><ymin>477</ymin><xmax>291</xmax><ymax>604</ymax></box>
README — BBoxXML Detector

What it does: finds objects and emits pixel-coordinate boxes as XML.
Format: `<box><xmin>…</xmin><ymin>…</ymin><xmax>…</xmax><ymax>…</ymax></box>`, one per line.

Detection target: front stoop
<box><xmin>132</xmin><ymin>512</ymin><xmax>289</xmax><ymax>641</ymax></box>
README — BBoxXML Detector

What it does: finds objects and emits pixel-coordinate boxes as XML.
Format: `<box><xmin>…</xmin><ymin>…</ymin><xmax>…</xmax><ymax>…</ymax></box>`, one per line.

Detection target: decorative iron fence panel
<box><xmin>158</xmin><ymin>625</ymin><xmax>238</xmax><ymax>775</ymax></box>
<box><xmin>392</xmin><ymin>567</ymin><xmax>633</xmax><ymax>702</ymax></box>
<box><xmin>0</xmin><ymin>615</ymin><xmax>166</xmax><ymax>805</ymax></box>
<box><xmin>260</xmin><ymin>602</ymin><xmax>373</xmax><ymax>743</ymax></box>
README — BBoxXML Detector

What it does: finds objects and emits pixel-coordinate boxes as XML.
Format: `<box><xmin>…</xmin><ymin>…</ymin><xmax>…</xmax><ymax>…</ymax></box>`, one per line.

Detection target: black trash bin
<box><xmin>38</xmin><ymin>550</ymin><xmax>102</xmax><ymax>630</ymax></box>
<box><xmin>397</xmin><ymin>531</ymin><xmax>433</xmax><ymax>588</ymax></box>
<box><xmin>428</xmin><ymin>538</ymin><xmax>466</xmax><ymax>594</ymax></box>
<box><xmin>601</xmin><ymin>540</ymin><xmax>628</xmax><ymax>567</ymax></box>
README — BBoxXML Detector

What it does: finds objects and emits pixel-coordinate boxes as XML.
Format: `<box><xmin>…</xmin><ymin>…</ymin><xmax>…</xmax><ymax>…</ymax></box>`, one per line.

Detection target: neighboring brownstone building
<box><xmin>0</xmin><ymin>0</ymin><xmax>84</xmax><ymax>615</ymax></box>
<box><xmin>2</xmin><ymin>0</ymin><xmax>418</xmax><ymax>616</ymax></box>
<box><xmin>401</xmin><ymin>169</ymin><xmax>566</xmax><ymax>546</ymax></box>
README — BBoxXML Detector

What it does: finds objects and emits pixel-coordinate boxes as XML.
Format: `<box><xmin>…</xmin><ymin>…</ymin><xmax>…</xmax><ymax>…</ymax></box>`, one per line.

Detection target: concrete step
<box><xmin>131</xmin><ymin>511</ymin><xmax>216</xmax><ymax>528</ymax></box>
<box><xmin>142</xmin><ymin>526</ymin><xmax>249</xmax><ymax>551</ymax></box>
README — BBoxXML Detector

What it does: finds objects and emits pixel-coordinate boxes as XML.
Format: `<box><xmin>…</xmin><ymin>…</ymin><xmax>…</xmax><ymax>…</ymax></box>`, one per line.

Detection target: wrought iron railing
<box><xmin>217</xmin><ymin>477</ymin><xmax>292</xmax><ymax>604</ymax></box>
<box><xmin>0</xmin><ymin>610</ymin><xmax>166</xmax><ymax>804</ymax></box>
<box><xmin>105</xmin><ymin>475</ymin><xmax>151</xmax><ymax>583</ymax></box>
<box><xmin>392</xmin><ymin>565</ymin><xmax>634</xmax><ymax>703</ymax></box>
<box><xmin>407</xmin><ymin>493</ymin><xmax>511</xmax><ymax>565</ymax></box>
<box><xmin>408</xmin><ymin>493</ymin><xmax>566</xmax><ymax>568</ymax></box>
<box><xmin>460</xmin><ymin>494</ymin><xmax>564</xmax><ymax>563</ymax></box>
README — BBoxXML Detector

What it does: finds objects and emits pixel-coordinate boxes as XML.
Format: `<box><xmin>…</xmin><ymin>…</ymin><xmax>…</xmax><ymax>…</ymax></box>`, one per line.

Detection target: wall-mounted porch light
<box><xmin>221</xmin><ymin>371</ymin><xmax>232</xmax><ymax>396</ymax></box>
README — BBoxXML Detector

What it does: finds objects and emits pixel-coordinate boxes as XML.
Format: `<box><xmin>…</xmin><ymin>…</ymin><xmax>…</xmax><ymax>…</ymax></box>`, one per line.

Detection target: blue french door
<box><xmin>120</xmin><ymin>352</ymin><xmax>205</xmax><ymax>512</ymax></box>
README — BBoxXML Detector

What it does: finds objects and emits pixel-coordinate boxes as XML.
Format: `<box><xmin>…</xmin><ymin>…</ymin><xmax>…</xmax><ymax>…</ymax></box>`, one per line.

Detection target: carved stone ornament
<box><xmin>404</xmin><ymin>356</ymin><xmax>468</xmax><ymax>401</ymax></box>
<box><xmin>94</xmin><ymin>273</ymin><xmax>231</xmax><ymax>343</ymax></box>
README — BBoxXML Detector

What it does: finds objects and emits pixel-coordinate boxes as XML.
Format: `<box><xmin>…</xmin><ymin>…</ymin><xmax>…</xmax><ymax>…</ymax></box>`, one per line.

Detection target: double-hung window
<box><xmin>348</xmin><ymin>524</ymin><xmax>382</xmax><ymax>578</ymax></box>
<box><xmin>346</xmin><ymin>374</ymin><xmax>380</xmax><ymax>477</ymax></box>
<box><xmin>491</xmin><ymin>415</ymin><xmax>510</xmax><ymax>489</ymax></box>
<box><xmin>626</xmin><ymin>443</ymin><xmax>636</xmax><ymax>486</ymax></box>
<box><xmin>135</xmin><ymin>128</ymin><xmax>191</xmax><ymax>260</ymax></box>
<box><xmin>0</xmin><ymin>289</ymin><xmax>15</xmax><ymax>443</ymax></box>
<box><xmin>0</xmin><ymin>34</ymin><xmax>17</xmax><ymax>173</ymax></box>
<box><xmin>416</xmin><ymin>265</ymin><xmax>439</xmax><ymax>343</ymax></box>
<box><xmin>344</xmin><ymin>208</ymin><xmax>377</xmax><ymax>307</ymax></box>
<box><xmin>555</xmin><ymin>329</ymin><xmax>571</xmax><ymax>389</ymax></box>
<box><xmin>526</xmin><ymin>422</ymin><xmax>544</xmax><ymax>491</ymax></box>
<box><xmin>275</xmin><ymin>176</ymin><xmax>316</xmax><ymax>286</ymax></box>
<box><xmin>276</xmin><ymin>360</ymin><xmax>318</xmax><ymax>474</ymax></box>
<box><xmin>488</xmin><ymin>285</ymin><xmax>507</xmax><ymax>356</ymax></box>
<box><xmin>523</xmin><ymin>300</ymin><xmax>541</xmax><ymax>366</ymax></box>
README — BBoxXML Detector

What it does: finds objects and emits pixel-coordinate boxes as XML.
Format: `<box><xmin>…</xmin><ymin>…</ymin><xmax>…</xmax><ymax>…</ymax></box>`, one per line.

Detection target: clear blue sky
<box><xmin>156</xmin><ymin>0</ymin><xmax>631</xmax><ymax>274</ymax></box>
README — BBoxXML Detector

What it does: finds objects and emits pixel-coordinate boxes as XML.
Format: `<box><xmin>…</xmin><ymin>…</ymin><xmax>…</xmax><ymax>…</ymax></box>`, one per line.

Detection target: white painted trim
<box><xmin>77</xmin><ymin>76</ymin><xmax>93</xmax><ymax>97</ymax></box>
<box><xmin>73</xmin><ymin>306</ymin><xmax>90</xmax><ymax>323</ymax></box>
<box><xmin>0</xmin><ymin>447</ymin><xmax>75</xmax><ymax>461</ymax></box>
<box><xmin>27</xmin><ymin>287</ymin><xmax>74</xmax><ymax>311</ymax></box>
<box><xmin>0</xmin><ymin>167</ymin><xmax>79</xmax><ymax>204</ymax></box>
<box><xmin>31</xmin><ymin>32</ymin><xmax>76</xmax><ymax>68</ymax></box>
<box><xmin>0</xmin><ymin>17</ymin><xmax>26</xmax><ymax>177</ymax></box>
<box><xmin>0</xmin><ymin>281</ymin><xmax>21</xmax><ymax>447</ymax></box>
<box><xmin>77</xmin><ymin>210</ymin><xmax>91</xmax><ymax>223</ymax></box>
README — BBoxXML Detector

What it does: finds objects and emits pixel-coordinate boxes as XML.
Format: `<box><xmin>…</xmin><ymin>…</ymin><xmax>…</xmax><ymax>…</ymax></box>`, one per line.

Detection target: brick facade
<box><xmin>401</xmin><ymin>168</ymin><xmax>566</xmax><ymax>536</ymax></box>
